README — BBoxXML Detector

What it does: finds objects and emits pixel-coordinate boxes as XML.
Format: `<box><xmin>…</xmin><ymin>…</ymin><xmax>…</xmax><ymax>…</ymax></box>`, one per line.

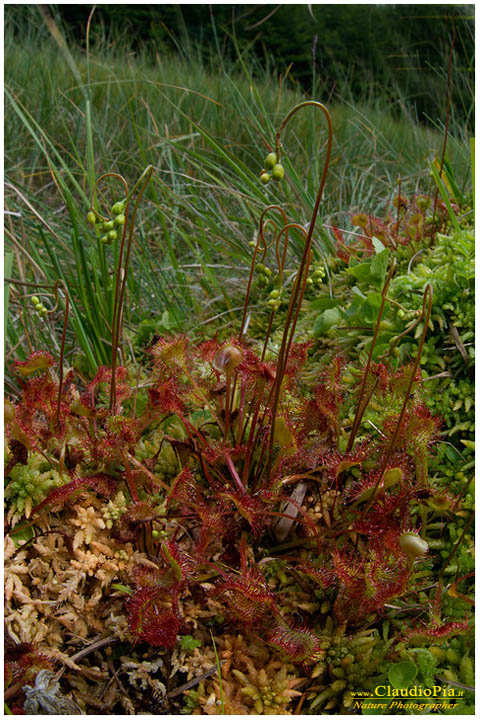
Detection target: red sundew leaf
<box><xmin>5</xmin><ymin>640</ymin><xmax>54</xmax><ymax>693</ymax></box>
<box><xmin>332</xmin><ymin>550</ymin><xmax>365</xmax><ymax>588</ymax></box>
<box><xmin>10</xmin><ymin>371</ymin><xmax>72</xmax><ymax>450</ymax></box>
<box><xmin>352</xmin><ymin>493</ymin><xmax>412</xmax><ymax>539</ymax></box>
<box><xmin>216</xmin><ymin>565</ymin><xmax>276</xmax><ymax>627</ymax></box>
<box><xmin>83</xmin><ymin>472</ymin><xmax>118</xmax><ymax>496</ymax></box>
<box><xmin>368</xmin><ymin>218</ymin><xmax>390</xmax><ymax>246</ymax></box>
<box><xmin>267</xmin><ymin>622</ymin><xmax>321</xmax><ymax>664</ymax></box>
<box><xmin>91</xmin><ymin>415</ymin><xmax>141</xmax><ymax>465</ymax></box>
<box><xmin>200</xmin><ymin>442</ymin><xmax>241</xmax><ymax>468</ymax></box>
<box><xmin>131</xmin><ymin>564</ymin><xmax>171</xmax><ymax>589</ymax></box>
<box><xmin>126</xmin><ymin>587</ymin><xmax>181</xmax><ymax>649</ymax></box>
<box><xmin>20</xmin><ymin>373</ymin><xmax>58</xmax><ymax>404</ymax></box>
<box><xmin>296</xmin><ymin>561</ymin><xmax>336</xmax><ymax>589</ymax></box>
<box><xmin>87</xmin><ymin>365</ymin><xmax>125</xmax><ymax>390</ymax></box>
<box><xmin>31</xmin><ymin>473</ymin><xmax>80</xmax><ymax>514</ymax></box>
<box><xmin>11</xmin><ymin>352</ymin><xmax>55</xmax><ymax>377</ymax></box>
<box><xmin>195</xmin><ymin>504</ymin><xmax>232</xmax><ymax>557</ymax></box>
<box><xmin>403</xmin><ymin>620</ymin><xmax>470</xmax><ymax>645</ymax></box>
<box><xmin>364</xmin><ymin>552</ymin><xmax>411</xmax><ymax>606</ymax></box>
<box><xmin>31</xmin><ymin>472</ymin><xmax>117</xmax><ymax>515</ymax></box>
<box><xmin>148</xmin><ymin>336</ymin><xmax>188</xmax><ymax>370</ymax></box>
<box><xmin>316</xmin><ymin>444</ymin><xmax>369</xmax><ymax>485</ymax></box>
<box><xmin>196</xmin><ymin>337</ymin><xmax>221</xmax><ymax>363</ymax></box>
<box><xmin>126</xmin><ymin>501</ymin><xmax>158</xmax><ymax>523</ymax></box>
<box><xmin>160</xmin><ymin>540</ymin><xmax>198</xmax><ymax>583</ymax></box>
<box><xmin>332</xmin><ymin>225</ymin><xmax>350</xmax><ymax>262</ymax></box>
<box><xmin>70</xmin><ymin>392</ymin><xmax>96</xmax><ymax>417</ymax></box>
<box><xmin>140</xmin><ymin>610</ymin><xmax>181</xmax><ymax>648</ymax></box>
<box><xmin>218</xmin><ymin>489</ymin><xmax>267</xmax><ymax>535</ymax></box>
<box><xmin>167</xmin><ymin>467</ymin><xmax>205</xmax><ymax>512</ymax></box>
<box><xmin>235</xmin><ymin>343</ymin><xmax>276</xmax><ymax>384</ymax></box>
<box><xmin>87</xmin><ymin>365</ymin><xmax>131</xmax><ymax>404</ymax></box>
<box><xmin>284</xmin><ymin>342</ymin><xmax>311</xmax><ymax>377</ymax></box>
<box><xmin>148</xmin><ymin>378</ymin><xmax>185</xmax><ymax>415</ymax></box>
<box><xmin>357</xmin><ymin>361</ymin><xmax>391</xmax><ymax>399</ymax></box>
<box><xmin>333</xmin><ymin>542</ymin><xmax>416</xmax><ymax>622</ymax></box>
<box><xmin>387</xmin><ymin>364</ymin><xmax>422</xmax><ymax>398</ymax></box>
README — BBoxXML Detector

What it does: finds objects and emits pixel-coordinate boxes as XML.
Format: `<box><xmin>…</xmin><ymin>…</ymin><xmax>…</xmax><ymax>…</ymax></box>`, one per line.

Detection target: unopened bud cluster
<box><xmin>30</xmin><ymin>295</ymin><xmax>48</xmax><ymax>319</ymax></box>
<box><xmin>87</xmin><ymin>200</ymin><xmax>126</xmax><ymax>244</ymax></box>
<box><xmin>260</xmin><ymin>151</ymin><xmax>285</xmax><ymax>186</ymax></box>
<box><xmin>306</xmin><ymin>262</ymin><xmax>326</xmax><ymax>290</ymax></box>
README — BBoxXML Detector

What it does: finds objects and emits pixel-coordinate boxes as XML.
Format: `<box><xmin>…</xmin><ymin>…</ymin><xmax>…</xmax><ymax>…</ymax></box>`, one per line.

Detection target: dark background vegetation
<box><xmin>6</xmin><ymin>3</ymin><xmax>474</xmax><ymax>129</ymax></box>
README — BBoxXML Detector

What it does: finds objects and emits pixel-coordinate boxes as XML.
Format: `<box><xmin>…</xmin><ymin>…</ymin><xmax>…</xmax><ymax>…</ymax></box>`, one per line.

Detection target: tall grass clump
<box><xmin>5</xmin><ymin>7</ymin><xmax>473</xmax><ymax>374</ymax></box>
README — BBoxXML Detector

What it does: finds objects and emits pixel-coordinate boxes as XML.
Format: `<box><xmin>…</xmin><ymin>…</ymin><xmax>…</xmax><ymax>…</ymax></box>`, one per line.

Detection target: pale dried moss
<box><xmin>5</xmin><ymin>491</ymin><xmax>142</xmax><ymax>647</ymax></box>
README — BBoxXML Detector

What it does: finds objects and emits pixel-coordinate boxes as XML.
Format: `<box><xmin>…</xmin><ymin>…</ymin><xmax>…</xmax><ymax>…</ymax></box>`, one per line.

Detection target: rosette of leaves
<box><xmin>5</xmin><ymin>331</ymin><xmax>442</xmax><ymax>668</ymax></box>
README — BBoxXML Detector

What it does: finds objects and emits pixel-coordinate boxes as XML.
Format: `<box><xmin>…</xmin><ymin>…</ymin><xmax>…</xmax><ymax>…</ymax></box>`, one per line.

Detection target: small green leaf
<box><xmin>445</xmin><ymin>444</ymin><xmax>464</xmax><ymax>463</ymax></box>
<box><xmin>309</xmin><ymin>297</ymin><xmax>340</xmax><ymax>311</ymax></box>
<box><xmin>347</xmin><ymin>260</ymin><xmax>372</xmax><ymax>282</ymax></box>
<box><xmin>410</xmin><ymin>648</ymin><xmax>436</xmax><ymax>687</ymax></box>
<box><xmin>345</xmin><ymin>287</ymin><xmax>367</xmax><ymax>318</ymax></box>
<box><xmin>180</xmin><ymin>635</ymin><xmax>202</xmax><ymax>651</ymax></box>
<box><xmin>363</xmin><ymin>291</ymin><xmax>383</xmax><ymax>321</ymax></box>
<box><xmin>372</xmin><ymin>236</ymin><xmax>386</xmax><ymax>254</ymax></box>
<box><xmin>313</xmin><ymin>307</ymin><xmax>342</xmax><ymax>336</ymax></box>
<box><xmin>388</xmin><ymin>661</ymin><xmax>418</xmax><ymax>689</ymax></box>
<box><xmin>370</xmin><ymin>248</ymin><xmax>390</xmax><ymax>284</ymax></box>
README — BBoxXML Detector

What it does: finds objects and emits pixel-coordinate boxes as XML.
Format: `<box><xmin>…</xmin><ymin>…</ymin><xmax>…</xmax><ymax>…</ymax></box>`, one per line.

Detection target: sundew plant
<box><xmin>5</xmin><ymin>98</ymin><xmax>474</xmax><ymax>715</ymax></box>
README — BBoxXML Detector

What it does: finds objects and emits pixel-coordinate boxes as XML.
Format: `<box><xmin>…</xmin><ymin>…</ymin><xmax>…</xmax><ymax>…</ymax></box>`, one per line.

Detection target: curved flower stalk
<box><xmin>87</xmin><ymin>165</ymin><xmax>154</xmax><ymax>410</ymax></box>
<box><xmin>239</xmin><ymin>204</ymin><xmax>288</xmax><ymax>342</ymax></box>
<box><xmin>6</xmin><ymin>277</ymin><xmax>70</xmax><ymax>430</ymax></box>
<box><xmin>346</xmin><ymin>260</ymin><xmax>397</xmax><ymax>453</ymax></box>
<box><xmin>263</xmin><ymin>101</ymin><xmax>333</xmax><ymax>467</ymax></box>
<box><xmin>361</xmin><ymin>282</ymin><xmax>434</xmax><ymax>516</ymax></box>
<box><xmin>49</xmin><ymin>280</ymin><xmax>70</xmax><ymax>429</ymax></box>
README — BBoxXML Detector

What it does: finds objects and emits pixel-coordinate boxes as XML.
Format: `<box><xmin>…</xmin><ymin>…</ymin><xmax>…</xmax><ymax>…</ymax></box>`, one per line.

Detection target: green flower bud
<box><xmin>260</xmin><ymin>172</ymin><xmax>271</xmax><ymax>185</ymax></box>
<box><xmin>40</xmin><ymin>307</ymin><xmax>48</xmax><ymax>317</ymax></box>
<box><xmin>399</xmin><ymin>532</ymin><xmax>429</xmax><ymax>558</ymax></box>
<box><xmin>265</xmin><ymin>152</ymin><xmax>278</xmax><ymax>170</ymax></box>
<box><xmin>112</xmin><ymin>200</ymin><xmax>125</xmax><ymax>216</ymax></box>
<box><xmin>213</xmin><ymin>344</ymin><xmax>243</xmax><ymax>374</ymax></box>
<box><xmin>108</xmin><ymin>230</ymin><xmax>118</xmax><ymax>242</ymax></box>
<box><xmin>272</xmin><ymin>164</ymin><xmax>284</xmax><ymax>181</ymax></box>
<box><xmin>114</xmin><ymin>213</ymin><xmax>126</xmax><ymax>226</ymax></box>
<box><xmin>31</xmin><ymin>296</ymin><xmax>40</xmax><ymax>306</ymax></box>
<box><xmin>102</xmin><ymin>220</ymin><xmax>115</xmax><ymax>231</ymax></box>
<box><xmin>101</xmin><ymin>234</ymin><xmax>111</xmax><ymax>244</ymax></box>
<box><xmin>86</xmin><ymin>210</ymin><xmax>97</xmax><ymax>225</ymax></box>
